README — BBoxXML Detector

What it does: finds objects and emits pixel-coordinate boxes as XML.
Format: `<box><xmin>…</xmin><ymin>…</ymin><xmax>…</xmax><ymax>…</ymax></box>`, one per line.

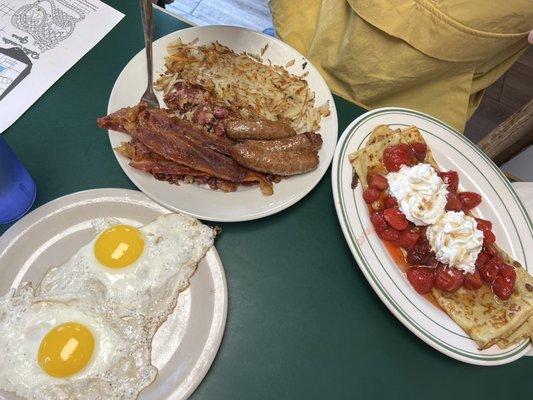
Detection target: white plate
<box><xmin>0</xmin><ymin>189</ymin><xmax>227</xmax><ymax>398</ymax></box>
<box><xmin>332</xmin><ymin>108</ymin><xmax>533</xmax><ymax>365</ymax></box>
<box><xmin>106</xmin><ymin>25</ymin><xmax>338</xmax><ymax>222</ymax></box>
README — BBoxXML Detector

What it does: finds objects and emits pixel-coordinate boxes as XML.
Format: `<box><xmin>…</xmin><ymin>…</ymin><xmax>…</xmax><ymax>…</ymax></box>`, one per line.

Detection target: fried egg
<box><xmin>38</xmin><ymin>213</ymin><xmax>216</xmax><ymax>333</ymax></box>
<box><xmin>0</xmin><ymin>284</ymin><xmax>156</xmax><ymax>400</ymax></box>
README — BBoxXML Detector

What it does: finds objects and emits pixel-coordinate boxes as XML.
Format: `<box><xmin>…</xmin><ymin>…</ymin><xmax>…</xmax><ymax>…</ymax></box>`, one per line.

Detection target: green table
<box><xmin>2</xmin><ymin>1</ymin><xmax>532</xmax><ymax>398</ymax></box>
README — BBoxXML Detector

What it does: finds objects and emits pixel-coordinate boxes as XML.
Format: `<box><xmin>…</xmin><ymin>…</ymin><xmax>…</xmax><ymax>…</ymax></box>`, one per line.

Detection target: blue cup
<box><xmin>0</xmin><ymin>136</ymin><xmax>36</xmax><ymax>224</ymax></box>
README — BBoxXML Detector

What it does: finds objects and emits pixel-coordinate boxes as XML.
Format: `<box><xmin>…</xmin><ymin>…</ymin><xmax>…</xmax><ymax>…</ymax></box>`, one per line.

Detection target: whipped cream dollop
<box><xmin>386</xmin><ymin>163</ymin><xmax>448</xmax><ymax>226</ymax></box>
<box><xmin>426</xmin><ymin>211</ymin><xmax>484</xmax><ymax>274</ymax></box>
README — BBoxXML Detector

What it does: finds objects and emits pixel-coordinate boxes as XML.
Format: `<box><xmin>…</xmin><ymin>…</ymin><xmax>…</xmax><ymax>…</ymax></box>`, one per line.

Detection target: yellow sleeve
<box><xmin>269</xmin><ymin>0</ymin><xmax>532</xmax><ymax>132</ymax></box>
<box><xmin>268</xmin><ymin>0</ymin><xmax>323</xmax><ymax>55</ymax></box>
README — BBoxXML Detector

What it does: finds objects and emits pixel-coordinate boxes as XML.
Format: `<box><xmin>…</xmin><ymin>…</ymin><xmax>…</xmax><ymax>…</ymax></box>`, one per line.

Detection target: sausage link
<box><xmin>235</xmin><ymin>133</ymin><xmax>322</xmax><ymax>153</ymax></box>
<box><xmin>231</xmin><ymin>141</ymin><xmax>319</xmax><ymax>176</ymax></box>
<box><xmin>226</xmin><ymin>119</ymin><xmax>296</xmax><ymax>140</ymax></box>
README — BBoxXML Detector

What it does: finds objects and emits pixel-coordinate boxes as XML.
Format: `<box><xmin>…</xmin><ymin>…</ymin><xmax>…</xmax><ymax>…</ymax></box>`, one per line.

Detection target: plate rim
<box><xmin>0</xmin><ymin>188</ymin><xmax>228</xmax><ymax>398</ymax></box>
<box><xmin>331</xmin><ymin>107</ymin><xmax>532</xmax><ymax>365</ymax></box>
<box><xmin>106</xmin><ymin>25</ymin><xmax>338</xmax><ymax>222</ymax></box>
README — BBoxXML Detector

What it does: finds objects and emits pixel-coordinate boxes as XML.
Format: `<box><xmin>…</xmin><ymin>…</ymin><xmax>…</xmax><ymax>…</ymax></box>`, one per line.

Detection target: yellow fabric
<box><xmin>269</xmin><ymin>0</ymin><xmax>532</xmax><ymax>131</ymax></box>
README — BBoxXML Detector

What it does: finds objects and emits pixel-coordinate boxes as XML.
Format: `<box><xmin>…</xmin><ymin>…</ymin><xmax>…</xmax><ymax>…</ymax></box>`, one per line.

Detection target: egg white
<box><xmin>37</xmin><ymin>213</ymin><xmax>215</xmax><ymax>333</ymax></box>
<box><xmin>0</xmin><ymin>284</ymin><xmax>156</xmax><ymax>400</ymax></box>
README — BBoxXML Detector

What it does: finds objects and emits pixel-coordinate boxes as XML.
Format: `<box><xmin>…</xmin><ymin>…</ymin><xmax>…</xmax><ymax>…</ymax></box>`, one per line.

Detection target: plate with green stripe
<box><xmin>331</xmin><ymin>107</ymin><xmax>532</xmax><ymax>365</ymax></box>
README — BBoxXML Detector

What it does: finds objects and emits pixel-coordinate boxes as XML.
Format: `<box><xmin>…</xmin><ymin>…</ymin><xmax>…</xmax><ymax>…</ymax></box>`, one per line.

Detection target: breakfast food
<box><xmin>0</xmin><ymin>284</ymin><xmax>156</xmax><ymax>400</ymax></box>
<box><xmin>97</xmin><ymin>39</ymin><xmax>330</xmax><ymax>195</ymax></box>
<box><xmin>155</xmin><ymin>40</ymin><xmax>329</xmax><ymax>135</ymax></box>
<box><xmin>38</xmin><ymin>213</ymin><xmax>216</xmax><ymax>334</ymax></box>
<box><xmin>0</xmin><ymin>213</ymin><xmax>216</xmax><ymax>399</ymax></box>
<box><xmin>230</xmin><ymin>133</ymin><xmax>322</xmax><ymax>176</ymax></box>
<box><xmin>349</xmin><ymin>125</ymin><xmax>533</xmax><ymax>349</ymax></box>
<box><xmin>225</xmin><ymin>119</ymin><xmax>296</xmax><ymax>140</ymax></box>
<box><xmin>98</xmin><ymin>104</ymin><xmax>276</xmax><ymax>195</ymax></box>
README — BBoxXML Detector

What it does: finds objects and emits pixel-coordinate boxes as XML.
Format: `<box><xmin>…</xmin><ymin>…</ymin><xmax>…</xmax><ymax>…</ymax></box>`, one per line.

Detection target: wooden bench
<box><xmin>477</xmin><ymin>99</ymin><xmax>533</xmax><ymax>181</ymax></box>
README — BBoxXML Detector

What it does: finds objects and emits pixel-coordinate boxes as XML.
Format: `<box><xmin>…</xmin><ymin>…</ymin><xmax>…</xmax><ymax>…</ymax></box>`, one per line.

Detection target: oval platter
<box><xmin>332</xmin><ymin>107</ymin><xmax>533</xmax><ymax>365</ymax></box>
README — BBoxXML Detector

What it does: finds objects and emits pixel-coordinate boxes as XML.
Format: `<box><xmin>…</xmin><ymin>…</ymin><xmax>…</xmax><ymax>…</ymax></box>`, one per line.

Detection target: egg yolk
<box><xmin>38</xmin><ymin>322</ymin><xmax>94</xmax><ymax>378</ymax></box>
<box><xmin>94</xmin><ymin>225</ymin><xmax>144</xmax><ymax>269</ymax></box>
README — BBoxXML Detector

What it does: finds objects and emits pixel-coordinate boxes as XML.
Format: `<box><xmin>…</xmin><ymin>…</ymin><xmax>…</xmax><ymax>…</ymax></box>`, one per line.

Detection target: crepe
<box><xmin>348</xmin><ymin>125</ymin><xmax>437</xmax><ymax>188</ymax></box>
<box><xmin>349</xmin><ymin>125</ymin><xmax>533</xmax><ymax>350</ymax></box>
<box><xmin>434</xmin><ymin>264</ymin><xmax>533</xmax><ymax>349</ymax></box>
<box><xmin>497</xmin><ymin>255</ymin><xmax>533</xmax><ymax>348</ymax></box>
<box><xmin>499</xmin><ymin>315</ymin><xmax>533</xmax><ymax>348</ymax></box>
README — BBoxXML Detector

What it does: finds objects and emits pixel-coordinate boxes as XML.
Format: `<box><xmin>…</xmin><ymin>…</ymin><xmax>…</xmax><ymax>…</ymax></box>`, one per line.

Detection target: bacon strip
<box><xmin>115</xmin><ymin>140</ymin><xmax>209</xmax><ymax>176</ymax></box>
<box><xmin>142</xmin><ymin>106</ymin><xmax>236</xmax><ymax>157</ymax></box>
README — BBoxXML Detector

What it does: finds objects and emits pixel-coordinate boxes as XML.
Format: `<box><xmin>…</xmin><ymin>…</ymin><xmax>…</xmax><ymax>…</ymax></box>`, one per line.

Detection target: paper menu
<box><xmin>0</xmin><ymin>0</ymin><xmax>124</xmax><ymax>133</ymax></box>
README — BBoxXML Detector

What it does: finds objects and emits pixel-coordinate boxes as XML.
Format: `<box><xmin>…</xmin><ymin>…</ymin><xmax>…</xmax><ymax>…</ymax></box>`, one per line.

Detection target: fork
<box><xmin>139</xmin><ymin>0</ymin><xmax>160</xmax><ymax>108</ymax></box>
